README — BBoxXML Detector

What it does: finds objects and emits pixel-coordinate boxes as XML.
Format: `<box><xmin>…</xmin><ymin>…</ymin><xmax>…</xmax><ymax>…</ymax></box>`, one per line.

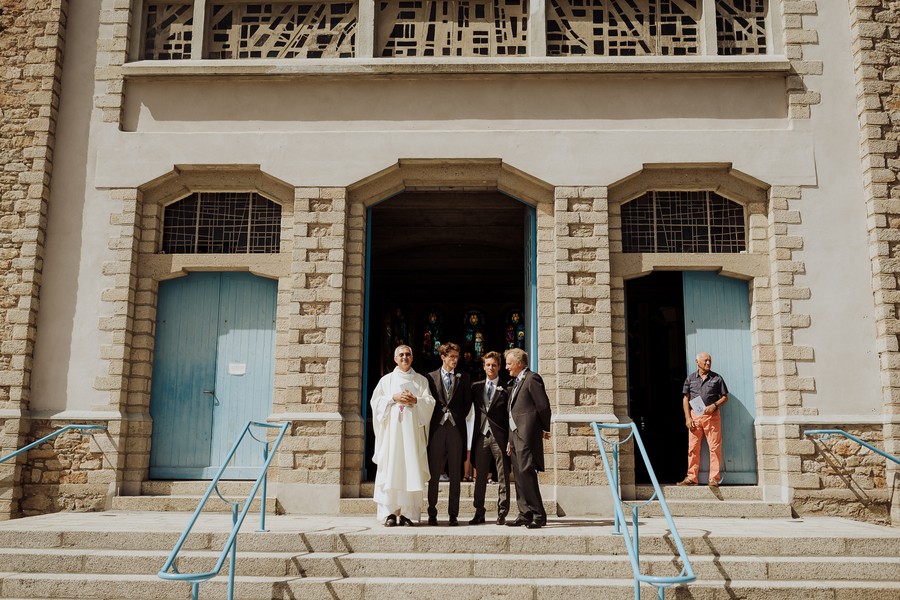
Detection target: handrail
<box><xmin>804</xmin><ymin>429</ymin><xmax>900</xmax><ymax>465</ymax></box>
<box><xmin>158</xmin><ymin>420</ymin><xmax>289</xmax><ymax>600</ymax></box>
<box><xmin>592</xmin><ymin>422</ymin><xmax>695</xmax><ymax>600</ymax></box>
<box><xmin>0</xmin><ymin>424</ymin><xmax>107</xmax><ymax>465</ymax></box>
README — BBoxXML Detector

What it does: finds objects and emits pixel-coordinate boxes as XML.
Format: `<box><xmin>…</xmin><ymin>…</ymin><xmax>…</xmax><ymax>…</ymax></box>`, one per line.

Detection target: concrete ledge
<box><xmin>123</xmin><ymin>56</ymin><xmax>793</xmax><ymax>80</ymax></box>
<box><xmin>275</xmin><ymin>482</ymin><xmax>341</xmax><ymax>514</ymax></box>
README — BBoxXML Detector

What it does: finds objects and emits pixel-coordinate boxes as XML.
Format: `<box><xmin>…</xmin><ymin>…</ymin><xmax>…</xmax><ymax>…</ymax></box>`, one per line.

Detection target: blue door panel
<box><xmin>150</xmin><ymin>274</ymin><xmax>219</xmax><ymax>478</ymax></box>
<box><xmin>211</xmin><ymin>273</ymin><xmax>277</xmax><ymax>478</ymax></box>
<box><xmin>150</xmin><ymin>272</ymin><xmax>276</xmax><ymax>480</ymax></box>
<box><xmin>683</xmin><ymin>272</ymin><xmax>758</xmax><ymax>484</ymax></box>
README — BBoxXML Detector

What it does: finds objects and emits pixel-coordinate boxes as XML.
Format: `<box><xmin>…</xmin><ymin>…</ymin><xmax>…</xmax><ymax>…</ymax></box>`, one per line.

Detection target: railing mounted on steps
<box><xmin>0</xmin><ymin>424</ymin><xmax>107</xmax><ymax>465</ymax></box>
<box><xmin>158</xmin><ymin>420</ymin><xmax>289</xmax><ymax>600</ymax></box>
<box><xmin>592</xmin><ymin>422</ymin><xmax>696</xmax><ymax>600</ymax></box>
<box><xmin>804</xmin><ymin>429</ymin><xmax>900</xmax><ymax>465</ymax></box>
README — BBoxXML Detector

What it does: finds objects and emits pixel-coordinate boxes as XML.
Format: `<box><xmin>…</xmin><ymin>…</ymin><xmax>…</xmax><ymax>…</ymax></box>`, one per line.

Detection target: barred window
<box><xmin>621</xmin><ymin>191</ymin><xmax>745</xmax><ymax>253</ymax></box>
<box><xmin>162</xmin><ymin>192</ymin><xmax>281</xmax><ymax>254</ymax></box>
<box><xmin>143</xmin><ymin>2</ymin><xmax>194</xmax><ymax>59</ymax></box>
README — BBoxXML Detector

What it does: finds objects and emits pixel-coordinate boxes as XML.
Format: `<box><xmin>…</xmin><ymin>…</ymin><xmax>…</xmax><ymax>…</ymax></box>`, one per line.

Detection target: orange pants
<box><xmin>687</xmin><ymin>411</ymin><xmax>722</xmax><ymax>484</ymax></box>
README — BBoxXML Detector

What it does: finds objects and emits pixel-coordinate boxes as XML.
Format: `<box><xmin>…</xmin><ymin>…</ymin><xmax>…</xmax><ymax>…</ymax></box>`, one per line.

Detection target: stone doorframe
<box><xmin>341</xmin><ymin>159</ymin><xmax>556</xmax><ymax>498</ymax></box>
<box><xmin>606</xmin><ymin>163</ymin><xmax>813</xmax><ymax>502</ymax></box>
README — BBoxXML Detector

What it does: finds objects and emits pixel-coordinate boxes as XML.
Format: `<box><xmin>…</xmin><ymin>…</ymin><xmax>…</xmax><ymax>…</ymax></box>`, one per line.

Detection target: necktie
<box><xmin>486</xmin><ymin>381</ymin><xmax>494</xmax><ymax>401</ymax></box>
<box><xmin>445</xmin><ymin>372</ymin><xmax>452</xmax><ymax>392</ymax></box>
<box><xmin>483</xmin><ymin>382</ymin><xmax>493</xmax><ymax>435</ymax></box>
<box><xmin>508</xmin><ymin>377</ymin><xmax>520</xmax><ymax>432</ymax></box>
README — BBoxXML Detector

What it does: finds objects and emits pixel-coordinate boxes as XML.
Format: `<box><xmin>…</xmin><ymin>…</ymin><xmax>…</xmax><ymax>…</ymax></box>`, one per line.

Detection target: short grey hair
<box><xmin>394</xmin><ymin>345</ymin><xmax>413</xmax><ymax>358</ymax></box>
<box><xmin>504</xmin><ymin>348</ymin><xmax>528</xmax><ymax>368</ymax></box>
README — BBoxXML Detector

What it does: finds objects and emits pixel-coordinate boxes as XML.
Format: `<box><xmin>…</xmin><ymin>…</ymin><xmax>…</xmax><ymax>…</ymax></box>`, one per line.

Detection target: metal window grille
<box><xmin>143</xmin><ymin>2</ymin><xmax>194</xmax><ymax>59</ymax></box>
<box><xmin>621</xmin><ymin>191</ymin><xmax>746</xmax><ymax>253</ymax></box>
<box><xmin>162</xmin><ymin>192</ymin><xmax>281</xmax><ymax>254</ymax></box>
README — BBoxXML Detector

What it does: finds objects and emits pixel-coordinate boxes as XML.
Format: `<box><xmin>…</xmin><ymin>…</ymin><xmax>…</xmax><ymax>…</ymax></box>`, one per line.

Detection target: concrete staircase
<box><xmin>0</xmin><ymin>512</ymin><xmax>897</xmax><ymax>599</ymax></box>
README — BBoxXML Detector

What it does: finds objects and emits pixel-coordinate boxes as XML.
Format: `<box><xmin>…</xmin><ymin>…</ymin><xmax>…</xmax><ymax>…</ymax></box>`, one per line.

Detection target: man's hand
<box><xmin>685</xmin><ymin>417</ymin><xmax>695</xmax><ymax>430</ymax></box>
<box><xmin>392</xmin><ymin>390</ymin><xmax>417</xmax><ymax>406</ymax></box>
<box><xmin>702</xmin><ymin>404</ymin><xmax>716</xmax><ymax>416</ymax></box>
<box><xmin>506</xmin><ymin>442</ymin><xmax>511</xmax><ymax>456</ymax></box>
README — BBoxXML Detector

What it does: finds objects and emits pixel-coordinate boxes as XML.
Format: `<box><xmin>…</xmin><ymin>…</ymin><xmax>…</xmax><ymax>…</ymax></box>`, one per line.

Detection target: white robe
<box><xmin>371</xmin><ymin>367</ymin><xmax>436</xmax><ymax>521</ymax></box>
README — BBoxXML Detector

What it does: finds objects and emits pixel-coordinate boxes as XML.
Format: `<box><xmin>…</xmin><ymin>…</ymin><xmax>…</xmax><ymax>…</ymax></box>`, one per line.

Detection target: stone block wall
<box><xmin>792</xmin><ymin>426</ymin><xmax>891</xmax><ymax>524</ymax></box>
<box><xmin>0</xmin><ymin>0</ymin><xmax>67</xmax><ymax>518</ymax></box>
<box><xmin>850</xmin><ymin>0</ymin><xmax>900</xmax><ymax>496</ymax></box>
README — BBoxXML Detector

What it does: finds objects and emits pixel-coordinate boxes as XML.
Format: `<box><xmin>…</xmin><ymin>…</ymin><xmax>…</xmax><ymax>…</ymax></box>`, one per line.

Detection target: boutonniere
<box><xmin>496</xmin><ymin>386</ymin><xmax>505</xmax><ymax>392</ymax></box>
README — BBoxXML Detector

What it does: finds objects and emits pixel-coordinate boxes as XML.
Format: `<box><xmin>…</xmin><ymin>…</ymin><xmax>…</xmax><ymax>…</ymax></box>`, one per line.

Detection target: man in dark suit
<box><xmin>426</xmin><ymin>342</ymin><xmax>472</xmax><ymax>526</ymax></box>
<box><xmin>504</xmin><ymin>347</ymin><xmax>551</xmax><ymax>529</ymax></box>
<box><xmin>468</xmin><ymin>351</ymin><xmax>510</xmax><ymax>525</ymax></box>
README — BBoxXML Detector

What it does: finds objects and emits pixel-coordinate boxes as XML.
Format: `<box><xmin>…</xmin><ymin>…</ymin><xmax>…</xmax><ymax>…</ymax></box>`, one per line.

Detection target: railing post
<box><xmin>228</xmin><ymin>503</ymin><xmax>238</xmax><ymax>600</ymax></box>
<box><xmin>258</xmin><ymin>442</ymin><xmax>269</xmax><ymax>532</ymax></box>
<box><xmin>612</xmin><ymin>443</ymin><xmax>622</xmax><ymax>535</ymax></box>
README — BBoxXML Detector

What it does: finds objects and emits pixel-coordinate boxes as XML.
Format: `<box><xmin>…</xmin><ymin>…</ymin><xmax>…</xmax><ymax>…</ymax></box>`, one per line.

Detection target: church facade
<box><xmin>1</xmin><ymin>0</ymin><xmax>899</xmax><ymax>523</ymax></box>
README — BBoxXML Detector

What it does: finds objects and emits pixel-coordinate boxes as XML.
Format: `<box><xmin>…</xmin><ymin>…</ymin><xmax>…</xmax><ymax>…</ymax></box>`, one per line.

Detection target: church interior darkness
<box><xmin>363</xmin><ymin>191</ymin><xmax>528</xmax><ymax>479</ymax></box>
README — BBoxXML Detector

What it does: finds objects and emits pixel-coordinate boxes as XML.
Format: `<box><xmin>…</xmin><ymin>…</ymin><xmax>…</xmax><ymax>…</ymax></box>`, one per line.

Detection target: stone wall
<box><xmin>793</xmin><ymin>426</ymin><xmax>891</xmax><ymax>524</ymax></box>
<box><xmin>0</xmin><ymin>0</ymin><xmax>67</xmax><ymax>518</ymax></box>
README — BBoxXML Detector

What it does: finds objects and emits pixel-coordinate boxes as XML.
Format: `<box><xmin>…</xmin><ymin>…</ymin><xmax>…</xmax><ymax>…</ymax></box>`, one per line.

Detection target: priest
<box><xmin>371</xmin><ymin>344</ymin><xmax>436</xmax><ymax>526</ymax></box>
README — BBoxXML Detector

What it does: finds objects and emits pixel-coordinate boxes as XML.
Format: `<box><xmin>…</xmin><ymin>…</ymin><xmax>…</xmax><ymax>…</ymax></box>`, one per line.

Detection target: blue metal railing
<box><xmin>158</xmin><ymin>420</ymin><xmax>289</xmax><ymax>600</ymax></box>
<box><xmin>592</xmin><ymin>422</ymin><xmax>695</xmax><ymax>600</ymax></box>
<box><xmin>0</xmin><ymin>424</ymin><xmax>107</xmax><ymax>465</ymax></box>
<box><xmin>804</xmin><ymin>429</ymin><xmax>900</xmax><ymax>465</ymax></box>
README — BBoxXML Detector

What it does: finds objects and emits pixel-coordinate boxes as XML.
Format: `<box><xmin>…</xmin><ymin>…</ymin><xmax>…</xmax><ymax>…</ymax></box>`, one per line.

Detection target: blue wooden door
<box><xmin>682</xmin><ymin>272</ymin><xmax>757</xmax><ymax>484</ymax></box>
<box><xmin>150</xmin><ymin>272</ymin><xmax>277</xmax><ymax>479</ymax></box>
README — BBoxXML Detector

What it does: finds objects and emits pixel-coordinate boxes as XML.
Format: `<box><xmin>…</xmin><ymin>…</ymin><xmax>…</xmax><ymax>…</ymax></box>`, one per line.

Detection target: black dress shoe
<box><xmin>506</xmin><ymin>516</ymin><xmax>532</xmax><ymax>527</ymax></box>
<box><xmin>398</xmin><ymin>515</ymin><xmax>414</xmax><ymax>527</ymax></box>
<box><xmin>384</xmin><ymin>514</ymin><xmax>397</xmax><ymax>527</ymax></box>
<box><xmin>448</xmin><ymin>517</ymin><xmax>459</xmax><ymax>526</ymax></box>
<box><xmin>526</xmin><ymin>519</ymin><xmax>546</xmax><ymax>529</ymax></box>
<box><xmin>427</xmin><ymin>516</ymin><xmax>438</xmax><ymax>526</ymax></box>
<box><xmin>496</xmin><ymin>515</ymin><xmax>506</xmax><ymax>526</ymax></box>
<box><xmin>469</xmin><ymin>515</ymin><xmax>486</xmax><ymax>525</ymax></box>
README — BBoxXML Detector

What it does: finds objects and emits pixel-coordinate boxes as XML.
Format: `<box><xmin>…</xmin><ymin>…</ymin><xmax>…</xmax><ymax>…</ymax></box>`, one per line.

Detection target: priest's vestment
<box><xmin>371</xmin><ymin>367</ymin><xmax>436</xmax><ymax>521</ymax></box>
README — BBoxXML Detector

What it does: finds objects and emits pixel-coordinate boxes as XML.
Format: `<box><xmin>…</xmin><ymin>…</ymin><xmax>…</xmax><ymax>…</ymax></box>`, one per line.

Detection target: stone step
<box><xmin>110</xmin><ymin>495</ymin><xmax>268</xmax><ymax>513</ymax></box>
<box><xmin>633</xmin><ymin>484</ymin><xmax>765</xmax><ymax>501</ymax></box>
<box><xmin>1</xmin><ymin>572</ymin><xmax>897</xmax><ymax>600</ymax></box>
<box><xmin>139</xmin><ymin>480</ymin><xmax>274</xmax><ymax>496</ymax></box>
<box><xmin>338</xmin><ymin>496</ymin><xmax>558</xmax><ymax>515</ymax></box>
<box><xmin>638</xmin><ymin>499</ymin><xmax>794</xmax><ymax>519</ymax></box>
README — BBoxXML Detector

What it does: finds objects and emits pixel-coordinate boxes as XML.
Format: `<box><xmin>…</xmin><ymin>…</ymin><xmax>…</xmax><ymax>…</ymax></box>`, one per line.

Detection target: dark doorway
<box><xmin>625</xmin><ymin>272</ymin><xmax>689</xmax><ymax>484</ymax></box>
<box><xmin>363</xmin><ymin>191</ymin><xmax>529</xmax><ymax>480</ymax></box>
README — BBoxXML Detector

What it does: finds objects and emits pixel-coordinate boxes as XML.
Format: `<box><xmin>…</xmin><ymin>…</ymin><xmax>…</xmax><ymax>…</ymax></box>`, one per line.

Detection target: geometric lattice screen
<box><xmin>207</xmin><ymin>2</ymin><xmax>357</xmax><ymax>58</ymax></box>
<box><xmin>547</xmin><ymin>0</ymin><xmax>701</xmax><ymax>56</ymax></box>
<box><xmin>716</xmin><ymin>0</ymin><xmax>767</xmax><ymax>55</ymax></box>
<box><xmin>621</xmin><ymin>191</ymin><xmax>746</xmax><ymax>253</ymax></box>
<box><xmin>377</xmin><ymin>0</ymin><xmax>528</xmax><ymax>57</ymax></box>
<box><xmin>143</xmin><ymin>3</ymin><xmax>194</xmax><ymax>59</ymax></box>
<box><xmin>162</xmin><ymin>192</ymin><xmax>282</xmax><ymax>254</ymax></box>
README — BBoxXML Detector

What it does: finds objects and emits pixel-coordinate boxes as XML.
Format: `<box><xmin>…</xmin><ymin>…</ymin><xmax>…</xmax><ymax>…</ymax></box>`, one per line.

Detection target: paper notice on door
<box><xmin>689</xmin><ymin>396</ymin><xmax>706</xmax><ymax>415</ymax></box>
<box><xmin>228</xmin><ymin>362</ymin><xmax>246</xmax><ymax>376</ymax></box>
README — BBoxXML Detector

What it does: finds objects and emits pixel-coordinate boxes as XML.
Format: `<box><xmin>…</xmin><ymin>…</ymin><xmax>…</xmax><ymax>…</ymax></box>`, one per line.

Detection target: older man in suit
<box><xmin>426</xmin><ymin>342</ymin><xmax>473</xmax><ymax>526</ymax></box>
<box><xmin>504</xmin><ymin>347</ymin><xmax>551</xmax><ymax>529</ymax></box>
<box><xmin>467</xmin><ymin>351</ymin><xmax>511</xmax><ymax>525</ymax></box>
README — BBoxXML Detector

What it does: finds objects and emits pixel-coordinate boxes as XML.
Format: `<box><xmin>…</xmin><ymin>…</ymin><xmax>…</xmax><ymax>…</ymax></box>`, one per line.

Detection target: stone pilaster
<box><xmin>0</xmin><ymin>0</ymin><xmax>68</xmax><ymax>519</ymax></box>
<box><xmin>552</xmin><ymin>187</ymin><xmax>615</xmax><ymax>515</ymax></box>
<box><xmin>781</xmin><ymin>0</ymin><xmax>823</xmax><ymax>119</ymax></box>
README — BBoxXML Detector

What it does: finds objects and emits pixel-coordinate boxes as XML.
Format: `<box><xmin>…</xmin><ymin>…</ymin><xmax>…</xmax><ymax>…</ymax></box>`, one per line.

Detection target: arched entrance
<box><xmin>626</xmin><ymin>271</ymin><xmax>757</xmax><ymax>485</ymax></box>
<box><xmin>362</xmin><ymin>191</ymin><xmax>535</xmax><ymax>479</ymax></box>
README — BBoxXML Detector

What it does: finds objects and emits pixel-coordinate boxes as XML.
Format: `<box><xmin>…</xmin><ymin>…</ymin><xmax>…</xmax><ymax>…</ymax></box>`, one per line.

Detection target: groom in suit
<box><xmin>504</xmin><ymin>347</ymin><xmax>552</xmax><ymax>529</ymax></box>
<box><xmin>426</xmin><ymin>342</ymin><xmax>472</xmax><ymax>526</ymax></box>
<box><xmin>468</xmin><ymin>351</ymin><xmax>511</xmax><ymax>525</ymax></box>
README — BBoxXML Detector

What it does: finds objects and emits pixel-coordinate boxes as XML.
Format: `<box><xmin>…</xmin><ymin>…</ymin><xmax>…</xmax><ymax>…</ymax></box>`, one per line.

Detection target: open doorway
<box><xmin>625</xmin><ymin>272</ymin><xmax>688</xmax><ymax>484</ymax></box>
<box><xmin>363</xmin><ymin>191</ymin><xmax>532</xmax><ymax>480</ymax></box>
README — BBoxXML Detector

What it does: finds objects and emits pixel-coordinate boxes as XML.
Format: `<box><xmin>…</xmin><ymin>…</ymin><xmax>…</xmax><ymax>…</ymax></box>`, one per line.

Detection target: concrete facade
<box><xmin>1</xmin><ymin>0</ymin><xmax>899</xmax><ymax>524</ymax></box>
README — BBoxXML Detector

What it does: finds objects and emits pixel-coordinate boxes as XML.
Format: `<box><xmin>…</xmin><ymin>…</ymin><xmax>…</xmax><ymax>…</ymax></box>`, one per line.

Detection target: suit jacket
<box><xmin>427</xmin><ymin>369</ymin><xmax>473</xmax><ymax>450</ymax></box>
<box><xmin>508</xmin><ymin>369</ymin><xmax>552</xmax><ymax>472</ymax></box>
<box><xmin>470</xmin><ymin>379</ymin><xmax>510</xmax><ymax>463</ymax></box>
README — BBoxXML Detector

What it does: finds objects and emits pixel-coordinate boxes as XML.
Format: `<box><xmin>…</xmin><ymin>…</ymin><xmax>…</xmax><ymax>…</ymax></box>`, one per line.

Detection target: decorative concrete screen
<box><xmin>620</xmin><ymin>191</ymin><xmax>746</xmax><ymax>253</ymax></box>
<box><xmin>715</xmin><ymin>0</ymin><xmax>767</xmax><ymax>55</ymax></box>
<box><xmin>547</xmin><ymin>0</ymin><xmax>701</xmax><ymax>56</ymax></box>
<box><xmin>377</xmin><ymin>0</ymin><xmax>528</xmax><ymax>56</ymax></box>
<box><xmin>207</xmin><ymin>2</ymin><xmax>358</xmax><ymax>58</ymax></box>
<box><xmin>161</xmin><ymin>192</ymin><xmax>282</xmax><ymax>254</ymax></box>
<box><xmin>143</xmin><ymin>3</ymin><xmax>194</xmax><ymax>59</ymax></box>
